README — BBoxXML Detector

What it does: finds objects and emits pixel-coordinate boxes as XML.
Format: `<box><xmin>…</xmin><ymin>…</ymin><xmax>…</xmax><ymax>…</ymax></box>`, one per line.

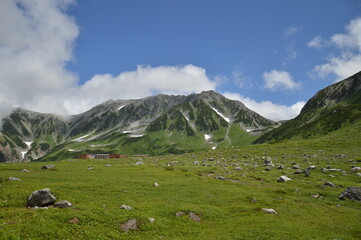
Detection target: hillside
<box><xmin>255</xmin><ymin>71</ymin><xmax>361</xmax><ymax>143</ymax></box>
<box><xmin>0</xmin><ymin>91</ymin><xmax>275</xmax><ymax>162</ymax></box>
<box><xmin>1</xmin><ymin>125</ymin><xmax>360</xmax><ymax>239</ymax></box>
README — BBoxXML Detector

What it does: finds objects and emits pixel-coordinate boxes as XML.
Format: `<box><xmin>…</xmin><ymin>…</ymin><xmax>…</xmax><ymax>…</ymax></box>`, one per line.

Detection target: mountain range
<box><xmin>1</xmin><ymin>71</ymin><xmax>360</xmax><ymax>162</ymax></box>
<box><xmin>0</xmin><ymin>91</ymin><xmax>275</xmax><ymax>162</ymax></box>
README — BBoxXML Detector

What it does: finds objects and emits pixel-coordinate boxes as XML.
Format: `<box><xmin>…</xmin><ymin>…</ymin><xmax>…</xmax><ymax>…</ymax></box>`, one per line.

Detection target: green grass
<box><xmin>1</xmin><ymin>129</ymin><xmax>361</xmax><ymax>239</ymax></box>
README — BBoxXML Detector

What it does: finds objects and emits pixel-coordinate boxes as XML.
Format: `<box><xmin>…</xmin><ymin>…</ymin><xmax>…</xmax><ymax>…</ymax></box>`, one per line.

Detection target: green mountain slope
<box><xmin>255</xmin><ymin>71</ymin><xmax>361</xmax><ymax>143</ymax></box>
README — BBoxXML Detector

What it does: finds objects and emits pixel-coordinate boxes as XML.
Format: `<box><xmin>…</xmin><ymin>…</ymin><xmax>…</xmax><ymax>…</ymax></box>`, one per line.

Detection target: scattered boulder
<box><xmin>176</xmin><ymin>211</ymin><xmax>186</xmax><ymax>217</ymax></box>
<box><xmin>307</xmin><ymin>165</ymin><xmax>316</xmax><ymax>170</ymax></box>
<box><xmin>40</xmin><ymin>165</ymin><xmax>55</xmax><ymax>170</ymax></box>
<box><xmin>338</xmin><ymin>187</ymin><xmax>361</xmax><ymax>201</ymax></box>
<box><xmin>135</xmin><ymin>161</ymin><xmax>143</xmax><ymax>165</ymax></box>
<box><xmin>215</xmin><ymin>176</ymin><xmax>225</xmax><ymax>180</ymax></box>
<box><xmin>263</xmin><ymin>157</ymin><xmax>274</xmax><ymax>167</ymax></box>
<box><xmin>310</xmin><ymin>194</ymin><xmax>320</xmax><ymax>199</ymax></box>
<box><xmin>27</xmin><ymin>188</ymin><xmax>57</xmax><ymax>207</ymax></box>
<box><xmin>292</xmin><ymin>165</ymin><xmax>300</xmax><ymax>169</ymax></box>
<box><xmin>234</xmin><ymin>167</ymin><xmax>243</xmax><ymax>171</ymax></box>
<box><xmin>323</xmin><ymin>182</ymin><xmax>336</xmax><ymax>187</ymax></box>
<box><xmin>277</xmin><ymin>165</ymin><xmax>285</xmax><ymax>169</ymax></box>
<box><xmin>265</xmin><ymin>166</ymin><xmax>272</xmax><ymax>171</ymax></box>
<box><xmin>105</xmin><ymin>164</ymin><xmax>112</xmax><ymax>167</ymax></box>
<box><xmin>153</xmin><ymin>182</ymin><xmax>160</xmax><ymax>187</ymax></box>
<box><xmin>69</xmin><ymin>218</ymin><xmax>80</xmax><ymax>224</ymax></box>
<box><xmin>351</xmin><ymin>167</ymin><xmax>361</xmax><ymax>172</ymax></box>
<box><xmin>294</xmin><ymin>170</ymin><xmax>303</xmax><ymax>174</ymax></box>
<box><xmin>54</xmin><ymin>200</ymin><xmax>72</xmax><ymax>208</ymax></box>
<box><xmin>262</xmin><ymin>208</ymin><xmax>278</xmax><ymax>214</ymax></box>
<box><xmin>120</xmin><ymin>204</ymin><xmax>132</xmax><ymax>210</ymax></box>
<box><xmin>251</xmin><ymin>197</ymin><xmax>257</xmax><ymax>202</ymax></box>
<box><xmin>193</xmin><ymin>161</ymin><xmax>200</xmax><ymax>165</ymax></box>
<box><xmin>277</xmin><ymin>176</ymin><xmax>292</xmax><ymax>183</ymax></box>
<box><xmin>21</xmin><ymin>169</ymin><xmax>30</xmax><ymax>172</ymax></box>
<box><xmin>189</xmin><ymin>212</ymin><xmax>201</xmax><ymax>222</ymax></box>
<box><xmin>356</xmin><ymin>173</ymin><xmax>361</xmax><ymax>177</ymax></box>
<box><xmin>322</xmin><ymin>168</ymin><xmax>341</xmax><ymax>172</ymax></box>
<box><xmin>8</xmin><ymin>177</ymin><xmax>21</xmax><ymax>181</ymax></box>
<box><xmin>120</xmin><ymin>219</ymin><xmax>138</xmax><ymax>232</ymax></box>
<box><xmin>149</xmin><ymin>218</ymin><xmax>155</xmax><ymax>223</ymax></box>
<box><xmin>88</xmin><ymin>166</ymin><xmax>94</xmax><ymax>170</ymax></box>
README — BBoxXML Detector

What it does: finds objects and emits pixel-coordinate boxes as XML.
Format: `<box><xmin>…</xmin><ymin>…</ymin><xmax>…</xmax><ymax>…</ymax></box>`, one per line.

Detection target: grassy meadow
<box><xmin>1</xmin><ymin>128</ymin><xmax>361</xmax><ymax>239</ymax></box>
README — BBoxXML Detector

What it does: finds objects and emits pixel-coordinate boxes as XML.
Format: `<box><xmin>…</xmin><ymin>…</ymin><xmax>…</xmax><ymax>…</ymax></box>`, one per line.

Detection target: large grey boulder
<box><xmin>27</xmin><ymin>188</ymin><xmax>57</xmax><ymax>207</ymax></box>
<box><xmin>338</xmin><ymin>187</ymin><xmax>361</xmax><ymax>201</ymax></box>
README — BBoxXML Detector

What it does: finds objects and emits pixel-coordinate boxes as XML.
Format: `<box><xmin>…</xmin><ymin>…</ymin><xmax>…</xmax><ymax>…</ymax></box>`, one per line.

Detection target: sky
<box><xmin>0</xmin><ymin>0</ymin><xmax>360</xmax><ymax>121</ymax></box>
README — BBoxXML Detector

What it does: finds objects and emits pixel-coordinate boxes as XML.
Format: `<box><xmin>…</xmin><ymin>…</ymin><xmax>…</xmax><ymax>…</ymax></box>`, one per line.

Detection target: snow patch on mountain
<box><xmin>25</xmin><ymin>141</ymin><xmax>33</xmax><ymax>148</ymax></box>
<box><xmin>72</xmin><ymin>134</ymin><xmax>90</xmax><ymax>142</ymax></box>
<box><xmin>211</xmin><ymin>107</ymin><xmax>230</xmax><ymax>123</ymax></box>
<box><xmin>204</xmin><ymin>134</ymin><xmax>211</xmax><ymax>140</ymax></box>
<box><xmin>118</xmin><ymin>105</ymin><xmax>126</xmax><ymax>111</ymax></box>
<box><xmin>129</xmin><ymin>134</ymin><xmax>144</xmax><ymax>138</ymax></box>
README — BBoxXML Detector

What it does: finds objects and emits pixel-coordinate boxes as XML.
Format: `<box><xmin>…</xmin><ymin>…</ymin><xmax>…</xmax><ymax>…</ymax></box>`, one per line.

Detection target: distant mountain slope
<box><xmin>255</xmin><ymin>71</ymin><xmax>361</xmax><ymax>143</ymax></box>
<box><xmin>0</xmin><ymin>91</ymin><xmax>275</xmax><ymax>162</ymax></box>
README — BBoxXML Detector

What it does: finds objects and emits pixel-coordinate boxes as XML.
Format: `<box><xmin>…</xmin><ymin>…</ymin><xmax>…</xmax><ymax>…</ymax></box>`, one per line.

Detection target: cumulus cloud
<box><xmin>223</xmin><ymin>92</ymin><xmax>305</xmax><ymax>121</ymax></box>
<box><xmin>263</xmin><ymin>70</ymin><xmax>300</xmax><ymax>91</ymax></box>
<box><xmin>64</xmin><ymin>64</ymin><xmax>217</xmax><ymax>114</ymax></box>
<box><xmin>0</xmin><ymin>1</ymin><xmax>217</xmax><ymax>118</ymax></box>
<box><xmin>308</xmin><ymin>36</ymin><xmax>325</xmax><ymax>49</ymax></box>
<box><xmin>311</xmin><ymin>17</ymin><xmax>361</xmax><ymax>81</ymax></box>
<box><xmin>0</xmin><ymin>0</ymin><xmax>78</xmax><ymax>118</ymax></box>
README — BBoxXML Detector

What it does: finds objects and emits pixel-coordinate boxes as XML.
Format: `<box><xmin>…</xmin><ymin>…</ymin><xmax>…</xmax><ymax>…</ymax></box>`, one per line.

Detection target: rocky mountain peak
<box><xmin>301</xmin><ymin>71</ymin><xmax>361</xmax><ymax>113</ymax></box>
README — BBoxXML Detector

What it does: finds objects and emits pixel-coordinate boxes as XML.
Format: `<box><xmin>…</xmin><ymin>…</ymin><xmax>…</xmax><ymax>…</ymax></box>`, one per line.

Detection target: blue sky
<box><xmin>1</xmin><ymin>0</ymin><xmax>360</xmax><ymax>120</ymax></box>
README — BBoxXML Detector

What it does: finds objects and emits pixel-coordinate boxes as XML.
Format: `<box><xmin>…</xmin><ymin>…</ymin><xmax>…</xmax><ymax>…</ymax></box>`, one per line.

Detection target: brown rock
<box><xmin>120</xmin><ymin>219</ymin><xmax>138</xmax><ymax>233</ymax></box>
<box><xmin>69</xmin><ymin>218</ymin><xmax>80</xmax><ymax>224</ymax></box>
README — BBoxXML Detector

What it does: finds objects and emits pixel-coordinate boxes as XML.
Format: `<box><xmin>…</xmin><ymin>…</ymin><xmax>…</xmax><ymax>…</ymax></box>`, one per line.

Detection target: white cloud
<box><xmin>312</xmin><ymin>17</ymin><xmax>361</xmax><ymax>81</ymax></box>
<box><xmin>284</xmin><ymin>26</ymin><xmax>301</xmax><ymax>38</ymax></box>
<box><xmin>0</xmin><ymin>1</ymin><xmax>217</xmax><ymax>118</ymax></box>
<box><xmin>0</xmin><ymin>0</ymin><xmax>78</xmax><ymax>117</ymax></box>
<box><xmin>263</xmin><ymin>70</ymin><xmax>300</xmax><ymax>91</ymax></box>
<box><xmin>308</xmin><ymin>36</ymin><xmax>324</xmax><ymax>49</ymax></box>
<box><xmin>223</xmin><ymin>92</ymin><xmax>305</xmax><ymax>121</ymax></box>
<box><xmin>64</xmin><ymin>64</ymin><xmax>217</xmax><ymax>114</ymax></box>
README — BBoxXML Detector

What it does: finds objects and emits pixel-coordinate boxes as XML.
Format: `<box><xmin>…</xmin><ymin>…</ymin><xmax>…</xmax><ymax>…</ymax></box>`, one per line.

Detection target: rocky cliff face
<box><xmin>0</xmin><ymin>91</ymin><xmax>275</xmax><ymax>162</ymax></box>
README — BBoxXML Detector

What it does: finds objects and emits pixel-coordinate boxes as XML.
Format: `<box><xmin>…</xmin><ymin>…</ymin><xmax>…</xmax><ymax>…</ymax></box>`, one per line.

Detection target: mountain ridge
<box><xmin>0</xmin><ymin>91</ymin><xmax>275</xmax><ymax>162</ymax></box>
<box><xmin>255</xmin><ymin>71</ymin><xmax>361</xmax><ymax>143</ymax></box>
